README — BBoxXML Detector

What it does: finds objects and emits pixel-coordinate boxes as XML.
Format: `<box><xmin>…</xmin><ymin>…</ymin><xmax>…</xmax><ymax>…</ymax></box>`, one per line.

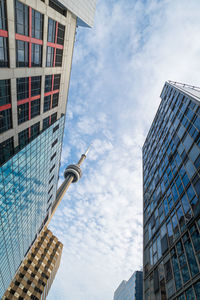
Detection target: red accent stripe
<box><xmin>44</xmin><ymin>89</ymin><xmax>59</xmax><ymax>97</ymax></box>
<box><xmin>29</xmin><ymin>127</ymin><xmax>31</xmax><ymax>139</ymax></box>
<box><xmin>0</xmin><ymin>29</ymin><xmax>8</xmax><ymax>37</ymax></box>
<box><xmin>49</xmin><ymin>115</ymin><xmax>51</xmax><ymax>125</ymax></box>
<box><xmin>29</xmin><ymin>77</ymin><xmax>31</xmax><ymax>98</ymax></box>
<box><xmin>52</xmin><ymin>74</ymin><xmax>55</xmax><ymax>91</ymax></box>
<box><xmin>29</xmin><ymin>7</ymin><xmax>32</xmax><ymax>68</ymax></box>
<box><xmin>53</xmin><ymin>22</ymin><xmax>58</xmax><ymax>67</ymax></box>
<box><xmin>17</xmin><ymin>94</ymin><xmax>41</xmax><ymax>105</ymax></box>
<box><xmin>0</xmin><ymin>103</ymin><xmax>11</xmax><ymax>111</ymax></box>
<box><xmin>47</xmin><ymin>41</ymin><xmax>63</xmax><ymax>49</ymax></box>
<box><xmin>15</xmin><ymin>34</ymin><xmax>43</xmax><ymax>45</ymax></box>
<box><xmin>29</xmin><ymin>101</ymin><xmax>31</xmax><ymax>120</ymax></box>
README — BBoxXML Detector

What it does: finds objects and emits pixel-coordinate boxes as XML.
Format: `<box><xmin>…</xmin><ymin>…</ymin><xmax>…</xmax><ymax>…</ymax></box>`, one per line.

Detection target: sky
<box><xmin>48</xmin><ymin>0</ymin><xmax>200</xmax><ymax>299</ymax></box>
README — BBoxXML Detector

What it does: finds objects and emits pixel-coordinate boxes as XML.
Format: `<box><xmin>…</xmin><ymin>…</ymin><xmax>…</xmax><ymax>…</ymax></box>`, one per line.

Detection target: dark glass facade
<box><xmin>143</xmin><ymin>82</ymin><xmax>200</xmax><ymax>300</ymax></box>
<box><xmin>0</xmin><ymin>116</ymin><xmax>65</xmax><ymax>298</ymax></box>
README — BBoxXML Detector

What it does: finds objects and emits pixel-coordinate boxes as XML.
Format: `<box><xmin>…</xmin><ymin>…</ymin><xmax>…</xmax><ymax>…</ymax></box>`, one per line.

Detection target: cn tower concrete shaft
<box><xmin>46</xmin><ymin>151</ymin><xmax>88</xmax><ymax>226</ymax></box>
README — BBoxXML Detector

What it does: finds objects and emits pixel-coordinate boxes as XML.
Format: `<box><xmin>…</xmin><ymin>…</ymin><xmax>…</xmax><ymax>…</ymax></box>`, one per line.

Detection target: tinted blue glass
<box><xmin>0</xmin><ymin>116</ymin><xmax>65</xmax><ymax>297</ymax></box>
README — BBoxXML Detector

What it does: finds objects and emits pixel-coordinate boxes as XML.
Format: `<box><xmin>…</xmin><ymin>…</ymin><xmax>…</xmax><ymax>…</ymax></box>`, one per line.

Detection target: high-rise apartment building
<box><xmin>0</xmin><ymin>0</ymin><xmax>96</xmax><ymax>297</ymax></box>
<box><xmin>143</xmin><ymin>81</ymin><xmax>200</xmax><ymax>300</ymax></box>
<box><xmin>114</xmin><ymin>271</ymin><xmax>143</xmax><ymax>300</ymax></box>
<box><xmin>3</xmin><ymin>227</ymin><xmax>63</xmax><ymax>300</ymax></box>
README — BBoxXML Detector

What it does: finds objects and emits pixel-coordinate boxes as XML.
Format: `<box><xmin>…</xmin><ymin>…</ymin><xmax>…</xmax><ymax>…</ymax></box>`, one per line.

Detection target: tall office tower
<box><xmin>114</xmin><ymin>271</ymin><xmax>143</xmax><ymax>300</ymax></box>
<box><xmin>0</xmin><ymin>0</ymin><xmax>96</xmax><ymax>298</ymax></box>
<box><xmin>3</xmin><ymin>227</ymin><xmax>63</xmax><ymax>300</ymax></box>
<box><xmin>143</xmin><ymin>81</ymin><xmax>200</xmax><ymax>300</ymax></box>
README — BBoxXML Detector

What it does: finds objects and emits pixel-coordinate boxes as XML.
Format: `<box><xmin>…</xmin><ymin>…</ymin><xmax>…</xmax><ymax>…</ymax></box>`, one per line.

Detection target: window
<box><xmin>57</xmin><ymin>23</ymin><xmax>65</xmax><ymax>45</ymax></box>
<box><xmin>17</xmin><ymin>77</ymin><xmax>29</xmax><ymax>100</ymax></box>
<box><xmin>30</xmin><ymin>122</ymin><xmax>40</xmax><ymax>140</ymax></box>
<box><xmin>46</xmin><ymin>46</ymin><xmax>54</xmax><ymax>67</ymax></box>
<box><xmin>53</xmin><ymin>124</ymin><xmax>59</xmax><ymax>133</ymax></box>
<box><xmin>0</xmin><ymin>37</ymin><xmax>8</xmax><ymax>67</ymax></box>
<box><xmin>50</xmin><ymin>152</ymin><xmax>56</xmax><ymax>161</ymax></box>
<box><xmin>49</xmin><ymin>175</ymin><xmax>54</xmax><ymax>184</ymax></box>
<box><xmin>52</xmin><ymin>138</ymin><xmax>58</xmax><ymax>148</ymax></box>
<box><xmin>164</xmin><ymin>260</ymin><xmax>172</xmax><ymax>281</ymax></box>
<box><xmin>48</xmin><ymin>185</ymin><xmax>53</xmax><ymax>194</ymax></box>
<box><xmin>185</xmin><ymin>287</ymin><xmax>195</xmax><ymax>300</ymax></box>
<box><xmin>0</xmin><ymin>79</ymin><xmax>10</xmax><ymax>105</ymax></box>
<box><xmin>47</xmin><ymin>18</ymin><xmax>56</xmax><ymax>43</ymax></box>
<box><xmin>0</xmin><ymin>137</ymin><xmax>14</xmax><ymax>165</ymax></box>
<box><xmin>49</xmin><ymin>164</ymin><xmax>55</xmax><ymax>173</ymax></box>
<box><xmin>15</xmin><ymin>0</ymin><xmax>29</xmax><ymax>36</ymax></box>
<box><xmin>31</xmin><ymin>76</ymin><xmax>41</xmax><ymax>96</ymax></box>
<box><xmin>31</xmin><ymin>99</ymin><xmax>40</xmax><ymax>118</ymax></box>
<box><xmin>43</xmin><ymin>95</ymin><xmax>51</xmax><ymax>112</ymax></box>
<box><xmin>18</xmin><ymin>128</ymin><xmax>29</xmax><ymax>149</ymax></box>
<box><xmin>31</xmin><ymin>44</ymin><xmax>42</xmax><ymax>67</ymax></box>
<box><xmin>45</xmin><ymin>75</ymin><xmax>52</xmax><ymax>92</ymax></box>
<box><xmin>16</xmin><ymin>40</ymin><xmax>29</xmax><ymax>67</ymax></box>
<box><xmin>18</xmin><ymin>103</ymin><xmax>29</xmax><ymax>124</ymax></box>
<box><xmin>0</xmin><ymin>0</ymin><xmax>7</xmax><ymax>30</ymax></box>
<box><xmin>43</xmin><ymin>116</ymin><xmax>50</xmax><ymax>130</ymax></box>
<box><xmin>184</xmin><ymin>238</ymin><xmax>199</xmax><ymax>277</ymax></box>
<box><xmin>0</xmin><ymin>108</ymin><xmax>12</xmax><ymax>132</ymax></box>
<box><xmin>55</xmin><ymin>48</ymin><xmax>63</xmax><ymax>66</ymax></box>
<box><xmin>53</xmin><ymin>74</ymin><xmax>60</xmax><ymax>90</ymax></box>
<box><xmin>32</xmin><ymin>9</ymin><xmax>43</xmax><ymax>40</ymax></box>
<box><xmin>51</xmin><ymin>112</ymin><xmax>57</xmax><ymax>124</ymax></box>
<box><xmin>49</xmin><ymin>0</ymin><xmax>67</xmax><ymax>16</ymax></box>
<box><xmin>52</xmin><ymin>93</ymin><xmax>59</xmax><ymax>108</ymax></box>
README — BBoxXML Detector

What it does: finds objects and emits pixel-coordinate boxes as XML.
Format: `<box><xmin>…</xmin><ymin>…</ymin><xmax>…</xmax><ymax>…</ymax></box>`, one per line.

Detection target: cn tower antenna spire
<box><xmin>77</xmin><ymin>143</ymin><xmax>92</xmax><ymax>166</ymax></box>
<box><xmin>46</xmin><ymin>144</ymin><xmax>91</xmax><ymax>225</ymax></box>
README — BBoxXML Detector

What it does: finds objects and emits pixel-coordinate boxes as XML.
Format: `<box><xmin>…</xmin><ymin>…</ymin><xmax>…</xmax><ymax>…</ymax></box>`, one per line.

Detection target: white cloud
<box><xmin>48</xmin><ymin>0</ymin><xmax>200</xmax><ymax>299</ymax></box>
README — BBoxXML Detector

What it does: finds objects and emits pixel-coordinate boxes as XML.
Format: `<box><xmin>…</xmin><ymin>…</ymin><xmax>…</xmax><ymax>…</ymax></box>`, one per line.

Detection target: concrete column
<box><xmin>7</xmin><ymin>0</ymin><xmax>16</xmax><ymax>70</ymax></box>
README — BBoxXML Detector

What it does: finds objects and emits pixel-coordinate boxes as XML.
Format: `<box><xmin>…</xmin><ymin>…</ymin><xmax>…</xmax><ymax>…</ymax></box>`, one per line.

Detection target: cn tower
<box><xmin>47</xmin><ymin>145</ymin><xmax>91</xmax><ymax>225</ymax></box>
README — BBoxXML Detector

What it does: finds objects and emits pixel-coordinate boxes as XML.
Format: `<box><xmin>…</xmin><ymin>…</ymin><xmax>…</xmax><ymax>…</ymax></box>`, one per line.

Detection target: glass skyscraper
<box><xmin>143</xmin><ymin>81</ymin><xmax>200</xmax><ymax>299</ymax></box>
<box><xmin>114</xmin><ymin>271</ymin><xmax>143</xmax><ymax>300</ymax></box>
<box><xmin>0</xmin><ymin>0</ymin><xmax>96</xmax><ymax>297</ymax></box>
<box><xmin>0</xmin><ymin>116</ymin><xmax>65</xmax><ymax>295</ymax></box>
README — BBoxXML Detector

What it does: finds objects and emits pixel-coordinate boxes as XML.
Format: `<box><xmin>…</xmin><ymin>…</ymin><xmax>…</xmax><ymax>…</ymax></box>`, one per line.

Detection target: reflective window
<box><xmin>16</xmin><ymin>40</ymin><xmax>29</xmax><ymax>67</ymax></box>
<box><xmin>0</xmin><ymin>37</ymin><xmax>8</xmax><ymax>67</ymax></box>
<box><xmin>185</xmin><ymin>287</ymin><xmax>195</xmax><ymax>300</ymax></box>
<box><xmin>184</xmin><ymin>238</ymin><xmax>199</xmax><ymax>277</ymax></box>
<box><xmin>0</xmin><ymin>0</ymin><xmax>7</xmax><ymax>30</ymax></box>
<box><xmin>43</xmin><ymin>95</ymin><xmax>51</xmax><ymax>112</ymax></box>
<box><xmin>18</xmin><ymin>103</ymin><xmax>29</xmax><ymax>124</ymax></box>
<box><xmin>52</xmin><ymin>93</ymin><xmax>59</xmax><ymax>108</ymax></box>
<box><xmin>18</xmin><ymin>128</ymin><xmax>29</xmax><ymax>149</ymax></box>
<box><xmin>30</xmin><ymin>122</ymin><xmax>39</xmax><ymax>140</ymax></box>
<box><xmin>32</xmin><ymin>9</ymin><xmax>43</xmax><ymax>40</ymax></box>
<box><xmin>17</xmin><ymin>77</ymin><xmax>29</xmax><ymax>100</ymax></box>
<box><xmin>51</xmin><ymin>112</ymin><xmax>57</xmax><ymax>124</ymax></box>
<box><xmin>0</xmin><ymin>79</ymin><xmax>11</xmax><ymax>105</ymax></box>
<box><xmin>57</xmin><ymin>23</ymin><xmax>65</xmax><ymax>45</ymax></box>
<box><xmin>31</xmin><ymin>44</ymin><xmax>42</xmax><ymax>67</ymax></box>
<box><xmin>31</xmin><ymin>76</ymin><xmax>41</xmax><ymax>96</ymax></box>
<box><xmin>31</xmin><ymin>99</ymin><xmax>40</xmax><ymax>118</ymax></box>
<box><xmin>46</xmin><ymin>46</ymin><xmax>54</xmax><ymax>67</ymax></box>
<box><xmin>47</xmin><ymin>18</ymin><xmax>56</xmax><ymax>43</ymax></box>
<box><xmin>45</xmin><ymin>75</ymin><xmax>52</xmax><ymax>92</ymax></box>
<box><xmin>15</xmin><ymin>0</ymin><xmax>29</xmax><ymax>36</ymax></box>
<box><xmin>43</xmin><ymin>116</ymin><xmax>50</xmax><ymax>130</ymax></box>
<box><xmin>0</xmin><ymin>137</ymin><xmax>14</xmax><ymax>165</ymax></box>
<box><xmin>53</xmin><ymin>74</ymin><xmax>61</xmax><ymax>90</ymax></box>
<box><xmin>0</xmin><ymin>108</ymin><xmax>12</xmax><ymax>132</ymax></box>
